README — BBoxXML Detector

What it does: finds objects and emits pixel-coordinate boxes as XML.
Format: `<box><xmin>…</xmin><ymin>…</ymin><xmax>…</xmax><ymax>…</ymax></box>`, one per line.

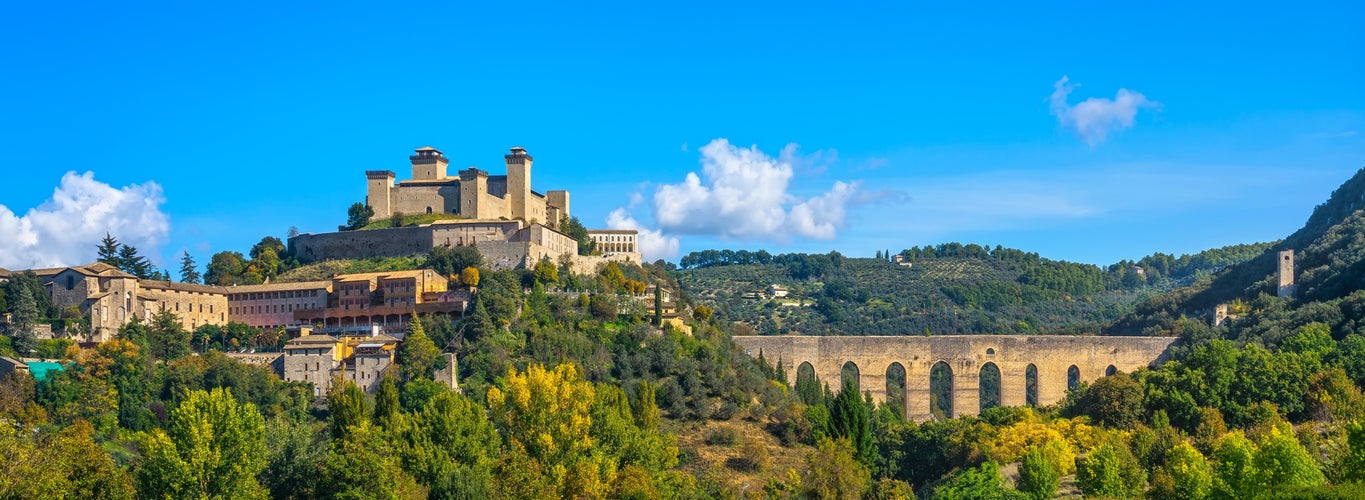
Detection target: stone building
<box><xmin>31</xmin><ymin>263</ymin><xmax>228</xmax><ymax>341</ymax></box>
<box><xmin>366</xmin><ymin>146</ymin><xmax>570</xmax><ymax>226</ymax></box>
<box><xmin>587</xmin><ymin>230</ymin><xmax>638</xmax><ymax>256</ymax></box>
<box><xmin>291</xmin><ymin>269</ymin><xmax>468</xmax><ymax>333</ymax></box>
<box><xmin>225</xmin><ymin>281</ymin><xmax>332</xmax><ymax>330</ymax></box>
<box><xmin>281</xmin><ymin>332</ymin><xmax>400</xmax><ymax>395</ymax></box>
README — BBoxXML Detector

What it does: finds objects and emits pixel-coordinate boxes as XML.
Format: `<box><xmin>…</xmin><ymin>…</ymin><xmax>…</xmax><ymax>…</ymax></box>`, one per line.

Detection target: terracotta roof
<box><xmin>335</xmin><ymin>269</ymin><xmax>434</xmax><ymax>282</ymax></box>
<box><xmin>138</xmin><ymin>280</ymin><xmax>228</xmax><ymax>294</ymax></box>
<box><xmin>27</xmin><ymin>262</ymin><xmax>136</xmax><ymax>279</ymax></box>
<box><xmin>227</xmin><ymin>281</ymin><xmax>331</xmax><ymax>293</ymax></box>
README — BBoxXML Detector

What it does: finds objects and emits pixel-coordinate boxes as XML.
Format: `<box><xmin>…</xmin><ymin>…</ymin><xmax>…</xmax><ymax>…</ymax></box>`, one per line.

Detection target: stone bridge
<box><xmin>733</xmin><ymin>335</ymin><xmax>1178</xmax><ymax>422</ymax></box>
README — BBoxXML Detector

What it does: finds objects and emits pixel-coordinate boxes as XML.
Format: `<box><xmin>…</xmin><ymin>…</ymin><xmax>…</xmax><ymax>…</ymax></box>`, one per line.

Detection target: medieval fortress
<box><xmin>290</xmin><ymin>145</ymin><xmax>641</xmax><ymax>273</ymax></box>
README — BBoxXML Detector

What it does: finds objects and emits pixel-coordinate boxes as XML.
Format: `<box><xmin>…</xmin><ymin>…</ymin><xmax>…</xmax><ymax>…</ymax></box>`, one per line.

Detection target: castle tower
<box><xmin>458</xmin><ymin>168</ymin><xmax>489</xmax><ymax>219</ymax></box>
<box><xmin>1277</xmin><ymin>249</ymin><xmax>1296</xmax><ymax>298</ymax></box>
<box><xmin>505</xmin><ymin>146</ymin><xmax>532</xmax><ymax>221</ymax></box>
<box><xmin>547</xmin><ymin>190</ymin><xmax>570</xmax><ymax>227</ymax></box>
<box><xmin>410</xmin><ymin>146</ymin><xmax>448</xmax><ymax>181</ymax></box>
<box><xmin>1214</xmin><ymin>304</ymin><xmax>1228</xmax><ymax>327</ymax></box>
<box><xmin>365</xmin><ymin>170</ymin><xmax>396</xmax><ymax>220</ymax></box>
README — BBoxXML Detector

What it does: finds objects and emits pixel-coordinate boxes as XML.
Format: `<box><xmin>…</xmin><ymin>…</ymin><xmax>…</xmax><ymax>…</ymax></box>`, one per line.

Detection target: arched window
<box><xmin>1025</xmin><ymin>364</ymin><xmax>1038</xmax><ymax>406</ymax></box>
<box><xmin>1106</xmin><ymin>365</ymin><xmax>1118</xmax><ymax>377</ymax></box>
<box><xmin>1068</xmin><ymin>365</ymin><xmax>1081</xmax><ymax>391</ymax></box>
<box><xmin>841</xmin><ymin>361</ymin><xmax>860</xmax><ymax>394</ymax></box>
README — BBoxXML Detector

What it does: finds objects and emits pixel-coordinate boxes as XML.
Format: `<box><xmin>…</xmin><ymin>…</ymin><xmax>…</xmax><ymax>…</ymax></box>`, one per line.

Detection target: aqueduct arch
<box><xmin>735</xmin><ymin>335</ymin><xmax>1177</xmax><ymax>422</ymax></box>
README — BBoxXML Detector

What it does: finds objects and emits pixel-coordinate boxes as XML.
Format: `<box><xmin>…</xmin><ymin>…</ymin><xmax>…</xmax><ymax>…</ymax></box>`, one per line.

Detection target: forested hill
<box><xmin>674</xmin><ymin>241</ymin><xmax>1271</xmax><ymax>337</ymax></box>
<box><xmin>1110</xmin><ymin>167</ymin><xmax>1365</xmax><ymax>337</ymax></box>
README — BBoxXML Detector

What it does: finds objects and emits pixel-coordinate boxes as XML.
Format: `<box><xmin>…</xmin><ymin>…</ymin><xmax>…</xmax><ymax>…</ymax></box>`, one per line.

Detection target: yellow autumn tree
<box><xmin>487</xmin><ymin>363</ymin><xmax>613</xmax><ymax>498</ymax></box>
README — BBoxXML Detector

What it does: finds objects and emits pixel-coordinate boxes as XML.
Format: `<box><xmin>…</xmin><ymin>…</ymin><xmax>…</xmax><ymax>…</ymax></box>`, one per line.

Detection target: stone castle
<box><xmin>366</xmin><ymin>146</ymin><xmax>569</xmax><ymax>225</ymax></box>
<box><xmin>292</xmin><ymin>145</ymin><xmax>641</xmax><ymax>272</ymax></box>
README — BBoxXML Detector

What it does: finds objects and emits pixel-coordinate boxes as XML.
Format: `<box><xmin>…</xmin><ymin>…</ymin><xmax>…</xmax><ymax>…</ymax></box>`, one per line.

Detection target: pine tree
<box><xmin>179</xmin><ymin>252</ymin><xmax>201</xmax><ymax>284</ymax></box>
<box><xmin>117</xmin><ymin>244</ymin><xmax>152</xmax><ymax>279</ymax></box>
<box><xmin>398</xmin><ymin>316</ymin><xmax>441</xmax><ymax>382</ymax></box>
<box><xmin>97</xmin><ymin>233</ymin><xmax>121</xmax><ymax>268</ymax></box>
<box><xmin>10</xmin><ymin>285</ymin><xmax>40</xmax><ymax>354</ymax></box>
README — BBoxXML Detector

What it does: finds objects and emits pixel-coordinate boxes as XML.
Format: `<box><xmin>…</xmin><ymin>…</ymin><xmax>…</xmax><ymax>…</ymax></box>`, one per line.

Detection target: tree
<box><xmin>932</xmin><ymin>460</ymin><xmax>1021</xmax><ymax>500</ymax></box>
<box><xmin>1075</xmin><ymin>443</ymin><xmax>1146</xmax><ymax>498</ymax></box>
<box><xmin>533</xmin><ymin>258</ymin><xmax>558</xmax><ymax>285</ymax></box>
<box><xmin>116</xmin><ymin>244</ymin><xmax>152</xmax><ymax>279</ymax></box>
<box><xmin>829</xmin><ymin>379</ymin><xmax>875</xmax><ymax>469</ymax></box>
<box><xmin>204</xmin><ymin>251</ymin><xmax>249</xmax><ymax>286</ymax></box>
<box><xmin>802</xmin><ymin>437</ymin><xmax>871</xmax><ymax>500</ymax></box>
<box><xmin>461</xmin><ymin>266</ymin><xmax>481</xmax><ymax>288</ymax></box>
<box><xmin>1018</xmin><ymin>444</ymin><xmax>1060</xmax><ymax>500</ymax></box>
<box><xmin>427</xmin><ymin>246</ymin><xmax>484</xmax><ymax>277</ymax></box>
<box><xmin>390</xmin><ymin>210</ymin><xmax>405</xmax><ymax>228</ymax></box>
<box><xmin>1252</xmin><ymin>427</ymin><xmax>1325</xmax><ymax>490</ymax></box>
<box><xmin>327</xmin><ymin>377</ymin><xmax>369</xmax><ymax>441</ymax></box>
<box><xmin>1071</xmin><ymin>371</ymin><xmax>1144</xmax><ymax>428</ymax></box>
<box><xmin>9</xmin><ymin>285</ymin><xmax>39</xmax><ymax>355</ymax></box>
<box><xmin>486</xmin><ymin>363</ymin><xmax>608</xmax><ymax>497</ymax></box>
<box><xmin>259</xmin><ymin>416</ymin><xmax>325</xmax><ymax>500</ymax></box>
<box><xmin>373</xmin><ymin>373</ymin><xmax>400</xmax><ymax>428</ymax></box>
<box><xmin>346</xmin><ymin>202</ymin><xmax>375</xmax><ymax>230</ymax></box>
<box><xmin>1212</xmin><ymin>432</ymin><xmax>1258</xmax><ymax>499</ymax></box>
<box><xmin>149</xmin><ymin>306</ymin><xmax>192</xmax><ymax>360</ymax></box>
<box><xmin>1152</xmin><ymin>442</ymin><xmax>1212</xmax><ymax>500</ymax></box>
<box><xmin>398</xmin><ymin>317</ymin><xmax>442</xmax><ymax>382</ymax></box>
<box><xmin>398</xmin><ymin>390</ymin><xmax>499</xmax><ymax>497</ymax></box>
<box><xmin>560</xmin><ymin>216</ymin><xmax>596</xmax><ymax>255</ymax></box>
<box><xmin>320</xmin><ymin>420</ymin><xmax>426</xmax><ymax>499</ymax></box>
<box><xmin>135</xmin><ymin>387</ymin><xmax>268</xmax><ymax>499</ymax></box>
<box><xmin>249</xmin><ymin>237</ymin><xmax>286</xmax><ymax>280</ymax></box>
<box><xmin>96</xmin><ymin>233</ymin><xmax>122</xmax><ymax>268</ymax></box>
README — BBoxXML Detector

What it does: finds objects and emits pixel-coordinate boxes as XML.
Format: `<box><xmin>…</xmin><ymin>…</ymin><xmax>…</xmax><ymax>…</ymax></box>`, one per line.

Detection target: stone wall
<box><xmin>732</xmin><ymin>335</ymin><xmax>1177</xmax><ymax>422</ymax></box>
<box><xmin>291</xmin><ymin>227</ymin><xmax>434</xmax><ymax>262</ymax></box>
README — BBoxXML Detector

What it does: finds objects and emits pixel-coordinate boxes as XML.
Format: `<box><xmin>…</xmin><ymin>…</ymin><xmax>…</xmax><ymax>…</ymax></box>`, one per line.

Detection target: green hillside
<box><xmin>1110</xmin><ymin>167</ymin><xmax>1365</xmax><ymax>341</ymax></box>
<box><xmin>677</xmin><ymin>242</ymin><xmax>1271</xmax><ymax>336</ymax></box>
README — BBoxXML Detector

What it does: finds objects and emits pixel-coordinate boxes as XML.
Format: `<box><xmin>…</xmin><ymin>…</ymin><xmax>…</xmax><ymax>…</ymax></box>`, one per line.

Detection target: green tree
<box><xmin>560</xmin><ymin>216</ymin><xmax>596</xmax><ymax>255</ymax></box>
<box><xmin>116</xmin><ymin>243</ymin><xmax>153</xmax><ymax>279</ymax></box>
<box><xmin>1018</xmin><ymin>444</ymin><xmax>1060</xmax><ymax>500</ymax></box>
<box><xmin>374</xmin><ymin>373</ymin><xmax>400</xmax><ymax>428</ymax></box>
<box><xmin>486</xmin><ymin>363</ymin><xmax>609</xmax><ymax>497</ymax></box>
<box><xmin>1153</xmin><ymin>441</ymin><xmax>1213</xmax><ymax>500</ymax></box>
<box><xmin>320</xmin><ymin>420</ymin><xmax>426</xmax><ymax>499</ymax></box>
<box><xmin>135</xmin><ymin>387</ymin><xmax>268</xmax><ymax>499</ymax></box>
<box><xmin>1211</xmin><ymin>432</ymin><xmax>1258</xmax><ymax>499</ymax></box>
<box><xmin>149</xmin><ymin>306</ymin><xmax>192</xmax><ymax>360</ymax></box>
<box><xmin>346</xmin><ymin>202</ymin><xmax>375</xmax><ymax>230</ymax></box>
<box><xmin>398</xmin><ymin>390</ymin><xmax>499</xmax><ymax>498</ymax></box>
<box><xmin>259</xmin><ymin>416</ymin><xmax>325</xmax><ymax>500</ymax></box>
<box><xmin>398</xmin><ymin>317</ymin><xmax>442</xmax><ymax>382</ymax></box>
<box><xmin>632</xmin><ymin>380</ymin><xmax>661</xmax><ymax>431</ymax></box>
<box><xmin>9</xmin><ymin>285</ymin><xmax>39</xmax><ymax>355</ymax></box>
<box><xmin>178</xmin><ymin>251</ymin><xmax>201</xmax><ymax>284</ymax></box>
<box><xmin>327</xmin><ymin>378</ymin><xmax>370</xmax><ymax>440</ymax></box>
<box><xmin>803</xmin><ymin>437</ymin><xmax>872</xmax><ymax>500</ymax></box>
<box><xmin>204</xmin><ymin>251</ymin><xmax>249</xmax><ymax>286</ymax></box>
<box><xmin>96</xmin><ymin>233</ymin><xmax>122</xmax><ymax>268</ymax></box>
<box><xmin>1075</xmin><ymin>443</ymin><xmax>1146</xmax><ymax>499</ymax></box>
<box><xmin>1252</xmin><ymin>427</ymin><xmax>1325</xmax><ymax>490</ymax></box>
<box><xmin>533</xmin><ymin>258</ymin><xmax>559</xmax><ymax>285</ymax></box>
<box><xmin>1072</xmin><ymin>371</ymin><xmax>1144</xmax><ymax>428</ymax></box>
<box><xmin>426</xmin><ymin>246</ymin><xmax>484</xmax><ymax>277</ymax></box>
<box><xmin>828</xmin><ymin>379</ymin><xmax>875</xmax><ymax>469</ymax></box>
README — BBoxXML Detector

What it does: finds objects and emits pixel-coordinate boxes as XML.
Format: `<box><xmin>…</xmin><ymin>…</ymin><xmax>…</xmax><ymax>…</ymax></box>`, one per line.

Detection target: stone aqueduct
<box><xmin>732</xmin><ymin>335</ymin><xmax>1179</xmax><ymax>422</ymax></box>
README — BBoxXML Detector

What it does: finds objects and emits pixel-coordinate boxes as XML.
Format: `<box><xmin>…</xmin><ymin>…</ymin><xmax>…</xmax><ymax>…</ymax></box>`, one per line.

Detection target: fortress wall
<box><xmin>390</xmin><ymin>185</ymin><xmax>461</xmax><ymax>216</ymax></box>
<box><xmin>475</xmin><ymin>241</ymin><xmax>533</xmax><ymax>271</ymax></box>
<box><xmin>291</xmin><ymin>227</ymin><xmax>434</xmax><ymax>263</ymax></box>
<box><xmin>733</xmin><ymin>335</ymin><xmax>1178</xmax><ymax>421</ymax></box>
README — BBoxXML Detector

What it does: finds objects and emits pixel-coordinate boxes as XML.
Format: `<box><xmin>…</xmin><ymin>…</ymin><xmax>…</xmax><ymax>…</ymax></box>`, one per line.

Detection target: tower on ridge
<box><xmin>1277</xmin><ymin>249</ymin><xmax>1296</xmax><ymax>298</ymax></box>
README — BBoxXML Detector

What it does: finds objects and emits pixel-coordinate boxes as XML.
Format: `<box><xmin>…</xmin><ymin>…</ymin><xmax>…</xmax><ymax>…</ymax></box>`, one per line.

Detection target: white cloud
<box><xmin>0</xmin><ymin>171</ymin><xmax>170</xmax><ymax>269</ymax></box>
<box><xmin>1049</xmin><ymin>76</ymin><xmax>1158</xmax><ymax>146</ymax></box>
<box><xmin>606</xmin><ymin>208</ymin><xmax>680</xmax><ymax>262</ymax></box>
<box><xmin>652</xmin><ymin>138</ymin><xmax>860</xmax><ymax>241</ymax></box>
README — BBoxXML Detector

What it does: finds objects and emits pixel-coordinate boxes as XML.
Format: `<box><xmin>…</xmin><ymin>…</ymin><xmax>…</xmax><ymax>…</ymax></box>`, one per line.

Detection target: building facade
<box><xmin>281</xmin><ymin>333</ymin><xmax>400</xmax><ymax>395</ymax></box>
<box><xmin>225</xmin><ymin>281</ymin><xmax>332</xmax><ymax>330</ymax></box>
<box><xmin>34</xmin><ymin>263</ymin><xmax>229</xmax><ymax>342</ymax></box>
<box><xmin>366</xmin><ymin>146</ymin><xmax>570</xmax><ymax>226</ymax></box>
<box><xmin>292</xmin><ymin>269</ymin><xmax>468</xmax><ymax>333</ymax></box>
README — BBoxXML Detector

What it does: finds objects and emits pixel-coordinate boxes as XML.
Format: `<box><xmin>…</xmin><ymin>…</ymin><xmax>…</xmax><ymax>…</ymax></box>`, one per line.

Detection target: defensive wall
<box><xmin>732</xmin><ymin>335</ymin><xmax>1178</xmax><ymax>422</ymax></box>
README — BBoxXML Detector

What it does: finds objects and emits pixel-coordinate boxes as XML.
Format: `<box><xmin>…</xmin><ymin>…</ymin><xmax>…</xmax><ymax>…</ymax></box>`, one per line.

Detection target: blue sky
<box><xmin>1</xmin><ymin>1</ymin><xmax>1362</xmax><ymax>271</ymax></box>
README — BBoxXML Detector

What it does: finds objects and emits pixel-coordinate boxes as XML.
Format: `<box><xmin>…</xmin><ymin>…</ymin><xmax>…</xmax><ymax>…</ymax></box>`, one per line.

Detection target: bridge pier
<box><xmin>951</xmin><ymin>365</ymin><xmax>980</xmax><ymax>418</ymax></box>
<box><xmin>1000</xmin><ymin>362</ymin><xmax>1029</xmax><ymax>408</ymax></box>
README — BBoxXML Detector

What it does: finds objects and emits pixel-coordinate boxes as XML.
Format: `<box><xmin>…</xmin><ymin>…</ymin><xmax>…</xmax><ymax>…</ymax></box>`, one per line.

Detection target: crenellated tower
<box><xmin>410</xmin><ymin>146</ymin><xmax>448</xmax><ymax>180</ymax></box>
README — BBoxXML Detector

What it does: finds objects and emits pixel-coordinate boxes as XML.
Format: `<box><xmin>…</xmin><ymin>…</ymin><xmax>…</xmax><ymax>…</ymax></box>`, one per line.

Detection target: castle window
<box><xmin>66</xmin><ymin>275</ymin><xmax>75</xmax><ymax>290</ymax></box>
